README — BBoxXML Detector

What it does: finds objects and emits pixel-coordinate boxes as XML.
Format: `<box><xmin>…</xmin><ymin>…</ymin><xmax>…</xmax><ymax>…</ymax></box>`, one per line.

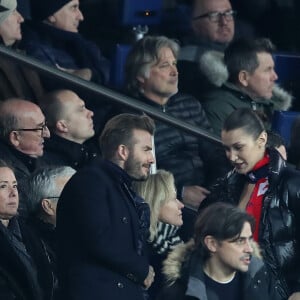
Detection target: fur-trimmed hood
<box><xmin>199</xmin><ymin>50</ymin><xmax>293</xmax><ymax>111</ymax></box>
<box><xmin>163</xmin><ymin>238</ymin><xmax>263</xmax><ymax>285</ymax></box>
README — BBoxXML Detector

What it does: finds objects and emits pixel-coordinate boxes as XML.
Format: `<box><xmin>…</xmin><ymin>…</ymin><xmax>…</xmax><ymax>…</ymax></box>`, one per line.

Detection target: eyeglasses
<box><xmin>46</xmin><ymin>196</ymin><xmax>60</xmax><ymax>200</ymax></box>
<box><xmin>13</xmin><ymin>123</ymin><xmax>48</xmax><ymax>135</ymax></box>
<box><xmin>192</xmin><ymin>10</ymin><xmax>236</xmax><ymax>23</ymax></box>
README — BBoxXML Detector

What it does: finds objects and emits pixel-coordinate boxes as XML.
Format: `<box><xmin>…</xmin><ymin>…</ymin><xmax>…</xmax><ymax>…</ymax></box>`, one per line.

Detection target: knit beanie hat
<box><xmin>31</xmin><ymin>0</ymin><xmax>71</xmax><ymax>21</ymax></box>
<box><xmin>0</xmin><ymin>0</ymin><xmax>17</xmax><ymax>25</ymax></box>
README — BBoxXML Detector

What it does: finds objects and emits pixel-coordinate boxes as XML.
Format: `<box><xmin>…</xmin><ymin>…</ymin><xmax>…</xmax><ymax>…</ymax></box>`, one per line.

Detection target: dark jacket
<box><xmin>42</xmin><ymin>134</ymin><xmax>99</xmax><ymax>170</ymax></box>
<box><xmin>0</xmin><ymin>50</ymin><xmax>44</xmax><ymax>102</ymax></box>
<box><xmin>0</xmin><ymin>217</ymin><xmax>54</xmax><ymax>300</ymax></box>
<box><xmin>134</xmin><ymin>93</ymin><xmax>230</xmax><ymax>195</ymax></box>
<box><xmin>56</xmin><ymin>159</ymin><xmax>150</xmax><ymax>300</ymax></box>
<box><xmin>200</xmin><ymin>148</ymin><xmax>300</xmax><ymax>297</ymax></box>
<box><xmin>21</xmin><ymin>22</ymin><xmax>110</xmax><ymax>86</ymax></box>
<box><xmin>147</xmin><ymin>222</ymin><xmax>183</xmax><ymax>299</ymax></box>
<box><xmin>202</xmin><ymin>82</ymin><xmax>290</xmax><ymax>136</ymax></box>
<box><xmin>177</xmin><ymin>37</ymin><xmax>228</xmax><ymax>100</ymax></box>
<box><xmin>0</xmin><ymin>140</ymin><xmax>41</xmax><ymax>216</ymax></box>
<box><xmin>157</xmin><ymin>241</ymin><xmax>284</xmax><ymax>300</ymax></box>
<box><xmin>177</xmin><ymin>38</ymin><xmax>293</xmax><ymax>115</ymax></box>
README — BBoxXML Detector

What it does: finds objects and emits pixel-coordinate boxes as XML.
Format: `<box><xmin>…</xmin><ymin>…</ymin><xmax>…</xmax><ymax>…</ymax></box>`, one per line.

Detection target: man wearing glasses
<box><xmin>191</xmin><ymin>0</ymin><xmax>235</xmax><ymax>46</ymax></box>
<box><xmin>178</xmin><ymin>0</ymin><xmax>236</xmax><ymax>100</ymax></box>
<box><xmin>0</xmin><ymin>98</ymin><xmax>50</xmax><ymax>215</ymax></box>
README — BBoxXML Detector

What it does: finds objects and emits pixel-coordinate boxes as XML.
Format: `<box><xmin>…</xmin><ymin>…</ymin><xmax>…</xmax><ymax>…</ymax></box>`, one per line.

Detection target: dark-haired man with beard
<box><xmin>56</xmin><ymin>113</ymin><xmax>155</xmax><ymax>300</ymax></box>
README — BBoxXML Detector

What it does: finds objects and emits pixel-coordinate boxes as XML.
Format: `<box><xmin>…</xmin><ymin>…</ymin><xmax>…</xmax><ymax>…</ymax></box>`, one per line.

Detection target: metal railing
<box><xmin>0</xmin><ymin>45</ymin><xmax>221</xmax><ymax>144</ymax></box>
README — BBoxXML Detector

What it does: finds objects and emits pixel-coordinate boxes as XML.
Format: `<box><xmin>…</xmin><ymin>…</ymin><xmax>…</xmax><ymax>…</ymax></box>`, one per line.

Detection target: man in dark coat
<box><xmin>0</xmin><ymin>99</ymin><xmax>50</xmax><ymax>216</ymax></box>
<box><xmin>21</xmin><ymin>0</ymin><xmax>110</xmax><ymax>86</ymax></box>
<box><xmin>124</xmin><ymin>35</ymin><xmax>230</xmax><ymax>210</ymax></box>
<box><xmin>177</xmin><ymin>0</ymin><xmax>235</xmax><ymax>100</ymax></box>
<box><xmin>27</xmin><ymin>166</ymin><xmax>76</xmax><ymax>298</ymax></box>
<box><xmin>0</xmin><ymin>0</ymin><xmax>44</xmax><ymax>102</ymax></box>
<box><xmin>56</xmin><ymin>113</ymin><xmax>156</xmax><ymax>300</ymax></box>
<box><xmin>39</xmin><ymin>89</ymin><xmax>100</xmax><ymax>170</ymax></box>
<box><xmin>158</xmin><ymin>203</ymin><xmax>285</xmax><ymax>300</ymax></box>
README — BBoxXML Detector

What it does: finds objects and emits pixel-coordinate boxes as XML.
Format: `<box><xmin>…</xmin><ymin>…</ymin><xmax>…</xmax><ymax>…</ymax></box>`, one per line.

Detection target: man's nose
<box><xmin>244</xmin><ymin>239</ymin><xmax>254</xmax><ymax>253</ymax></box>
<box><xmin>43</xmin><ymin>126</ymin><xmax>51</xmax><ymax>138</ymax></box>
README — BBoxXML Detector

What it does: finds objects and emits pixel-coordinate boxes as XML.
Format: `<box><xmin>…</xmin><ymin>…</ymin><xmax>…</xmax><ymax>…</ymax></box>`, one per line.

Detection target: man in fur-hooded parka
<box><xmin>157</xmin><ymin>203</ymin><xmax>286</xmax><ymax>300</ymax></box>
<box><xmin>201</xmin><ymin>38</ymin><xmax>292</xmax><ymax>136</ymax></box>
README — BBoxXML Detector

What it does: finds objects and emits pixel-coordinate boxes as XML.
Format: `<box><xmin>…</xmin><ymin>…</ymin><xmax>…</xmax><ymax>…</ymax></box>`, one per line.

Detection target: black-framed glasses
<box><xmin>13</xmin><ymin>123</ymin><xmax>48</xmax><ymax>135</ymax></box>
<box><xmin>46</xmin><ymin>196</ymin><xmax>60</xmax><ymax>200</ymax></box>
<box><xmin>192</xmin><ymin>10</ymin><xmax>236</xmax><ymax>23</ymax></box>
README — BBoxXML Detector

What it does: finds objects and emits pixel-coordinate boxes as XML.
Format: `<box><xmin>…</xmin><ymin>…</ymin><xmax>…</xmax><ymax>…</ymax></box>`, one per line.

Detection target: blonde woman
<box><xmin>133</xmin><ymin>169</ymin><xmax>184</xmax><ymax>298</ymax></box>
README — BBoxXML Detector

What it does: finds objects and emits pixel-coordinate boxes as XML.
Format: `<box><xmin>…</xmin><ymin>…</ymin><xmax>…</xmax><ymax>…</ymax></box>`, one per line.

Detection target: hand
<box><xmin>182</xmin><ymin>185</ymin><xmax>210</xmax><ymax>210</ymax></box>
<box><xmin>143</xmin><ymin>266</ymin><xmax>155</xmax><ymax>289</ymax></box>
<box><xmin>289</xmin><ymin>292</ymin><xmax>300</xmax><ymax>300</ymax></box>
<box><xmin>56</xmin><ymin>64</ymin><xmax>92</xmax><ymax>81</ymax></box>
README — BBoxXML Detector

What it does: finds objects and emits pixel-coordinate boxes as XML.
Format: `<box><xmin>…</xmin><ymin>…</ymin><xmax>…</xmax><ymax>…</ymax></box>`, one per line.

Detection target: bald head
<box><xmin>191</xmin><ymin>0</ymin><xmax>234</xmax><ymax>44</ymax></box>
<box><xmin>0</xmin><ymin>98</ymin><xmax>50</xmax><ymax>157</ymax></box>
<box><xmin>0</xmin><ymin>99</ymin><xmax>43</xmax><ymax>137</ymax></box>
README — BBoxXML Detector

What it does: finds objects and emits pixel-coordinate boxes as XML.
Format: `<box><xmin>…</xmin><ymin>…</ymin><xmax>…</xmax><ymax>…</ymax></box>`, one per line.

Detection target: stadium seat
<box><xmin>274</xmin><ymin>52</ymin><xmax>300</xmax><ymax>110</ymax></box>
<box><xmin>118</xmin><ymin>0</ymin><xmax>163</xmax><ymax>26</ymax></box>
<box><xmin>274</xmin><ymin>52</ymin><xmax>300</xmax><ymax>85</ymax></box>
<box><xmin>110</xmin><ymin>44</ymin><xmax>132</xmax><ymax>89</ymax></box>
<box><xmin>271</xmin><ymin>110</ymin><xmax>300</xmax><ymax>146</ymax></box>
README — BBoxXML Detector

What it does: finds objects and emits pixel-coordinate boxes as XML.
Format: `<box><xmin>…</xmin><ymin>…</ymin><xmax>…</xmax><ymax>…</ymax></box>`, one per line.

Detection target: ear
<box><xmin>238</xmin><ymin>70</ymin><xmax>249</xmax><ymax>87</ymax></box>
<box><xmin>9</xmin><ymin>131</ymin><xmax>20</xmax><ymax>147</ymax></box>
<box><xmin>136</xmin><ymin>75</ymin><xmax>145</xmax><ymax>85</ymax></box>
<box><xmin>56</xmin><ymin>120</ymin><xmax>68</xmax><ymax>133</ymax></box>
<box><xmin>257</xmin><ymin>130</ymin><xmax>267</xmax><ymax>148</ymax></box>
<box><xmin>116</xmin><ymin>144</ymin><xmax>129</xmax><ymax>162</ymax></box>
<box><xmin>41</xmin><ymin>199</ymin><xmax>56</xmax><ymax>216</ymax></box>
<box><xmin>204</xmin><ymin>235</ymin><xmax>218</xmax><ymax>253</ymax></box>
<box><xmin>47</xmin><ymin>15</ymin><xmax>56</xmax><ymax>24</ymax></box>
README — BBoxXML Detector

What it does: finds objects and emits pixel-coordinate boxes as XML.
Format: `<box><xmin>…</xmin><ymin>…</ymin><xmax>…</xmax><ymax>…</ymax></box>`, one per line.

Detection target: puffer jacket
<box><xmin>200</xmin><ymin>148</ymin><xmax>300</xmax><ymax>297</ymax></box>
<box><xmin>157</xmin><ymin>240</ymin><xmax>285</xmax><ymax>300</ymax></box>
<box><xmin>136</xmin><ymin>93</ymin><xmax>230</xmax><ymax>195</ymax></box>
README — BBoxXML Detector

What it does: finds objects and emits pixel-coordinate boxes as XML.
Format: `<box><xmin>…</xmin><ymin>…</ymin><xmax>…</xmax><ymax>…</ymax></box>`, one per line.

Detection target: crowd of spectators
<box><xmin>0</xmin><ymin>0</ymin><xmax>300</xmax><ymax>299</ymax></box>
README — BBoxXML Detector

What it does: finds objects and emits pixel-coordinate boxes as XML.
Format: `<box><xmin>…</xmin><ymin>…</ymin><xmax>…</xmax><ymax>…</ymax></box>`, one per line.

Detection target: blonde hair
<box><xmin>133</xmin><ymin>170</ymin><xmax>176</xmax><ymax>241</ymax></box>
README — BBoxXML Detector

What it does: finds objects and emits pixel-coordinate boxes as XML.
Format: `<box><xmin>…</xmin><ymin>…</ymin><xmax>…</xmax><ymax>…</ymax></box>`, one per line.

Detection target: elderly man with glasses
<box><xmin>0</xmin><ymin>98</ymin><xmax>50</xmax><ymax>216</ymax></box>
<box><xmin>177</xmin><ymin>0</ymin><xmax>236</xmax><ymax>100</ymax></box>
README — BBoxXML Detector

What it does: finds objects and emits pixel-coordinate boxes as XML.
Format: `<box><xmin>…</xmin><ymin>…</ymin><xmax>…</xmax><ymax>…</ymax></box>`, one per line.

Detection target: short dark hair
<box><xmin>39</xmin><ymin>90</ymin><xmax>67</xmax><ymax>129</ymax></box>
<box><xmin>99</xmin><ymin>113</ymin><xmax>155</xmax><ymax>160</ymax></box>
<box><xmin>223</xmin><ymin>108</ymin><xmax>265</xmax><ymax>140</ymax></box>
<box><xmin>194</xmin><ymin>202</ymin><xmax>255</xmax><ymax>261</ymax></box>
<box><xmin>266</xmin><ymin>130</ymin><xmax>285</xmax><ymax>149</ymax></box>
<box><xmin>224</xmin><ymin>38</ymin><xmax>275</xmax><ymax>84</ymax></box>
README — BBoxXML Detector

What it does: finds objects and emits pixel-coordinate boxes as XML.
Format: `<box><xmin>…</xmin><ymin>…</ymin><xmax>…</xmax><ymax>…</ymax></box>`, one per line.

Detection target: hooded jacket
<box><xmin>178</xmin><ymin>45</ymin><xmax>292</xmax><ymax>134</ymax></box>
<box><xmin>157</xmin><ymin>239</ymin><xmax>285</xmax><ymax>300</ymax></box>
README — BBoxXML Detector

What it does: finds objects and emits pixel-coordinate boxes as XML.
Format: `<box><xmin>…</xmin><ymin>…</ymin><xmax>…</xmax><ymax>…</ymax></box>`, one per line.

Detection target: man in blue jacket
<box><xmin>56</xmin><ymin>113</ymin><xmax>155</xmax><ymax>300</ymax></box>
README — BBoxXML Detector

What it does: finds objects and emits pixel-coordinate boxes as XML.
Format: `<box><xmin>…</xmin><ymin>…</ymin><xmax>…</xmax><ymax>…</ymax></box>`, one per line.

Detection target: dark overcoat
<box><xmin>56</xmin><ymin>159</ymin><xmax>149</xmax><ymax>300</ymax></box>
<box><xmin>0</xmin><ymin>218</ymin><xmax>54</xmax><ymax>300</ymax></box>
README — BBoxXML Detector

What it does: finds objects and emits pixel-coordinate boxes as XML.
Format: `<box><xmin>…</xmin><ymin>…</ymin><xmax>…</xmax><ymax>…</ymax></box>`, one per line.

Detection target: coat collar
<box><xmin>198</xmin><ymin>50</ymin><xmax>293</xmax><ymax>111</ymax></box>
<box><xmin>163</xmin><ymin>239</ymin><xmax>264</xmax><ymax>299</ymax></box>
